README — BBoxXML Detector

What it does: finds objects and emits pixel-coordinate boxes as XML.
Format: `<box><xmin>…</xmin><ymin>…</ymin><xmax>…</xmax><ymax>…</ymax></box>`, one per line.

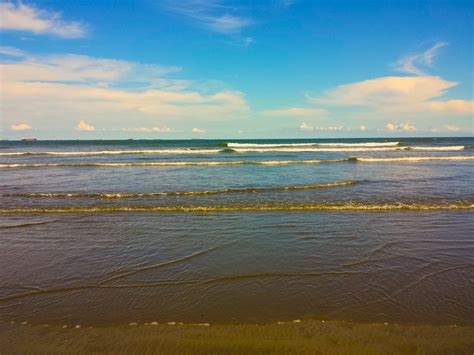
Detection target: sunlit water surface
<box><xmin>0</xmin><ymin>138</ymin><xmax>473</xmax><ymax>325</ymax></box>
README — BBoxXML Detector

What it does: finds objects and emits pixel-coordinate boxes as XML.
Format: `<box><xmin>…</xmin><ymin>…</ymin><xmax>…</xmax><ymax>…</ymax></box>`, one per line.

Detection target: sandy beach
<box><xmin>1</xmin><ymin>319</ymin><xmax>473</xmax><ymax>354</ymax></box>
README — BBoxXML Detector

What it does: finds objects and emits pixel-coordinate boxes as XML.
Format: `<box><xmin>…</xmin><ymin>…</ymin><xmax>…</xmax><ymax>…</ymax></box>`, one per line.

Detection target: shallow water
<box><xmin>0</xmin><ymin>137</ymin><xmax>473</xmax><ymax>325</ymax></box>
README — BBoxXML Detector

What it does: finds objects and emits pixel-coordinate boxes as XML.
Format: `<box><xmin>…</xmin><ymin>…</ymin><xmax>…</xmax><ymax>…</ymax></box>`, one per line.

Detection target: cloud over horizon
<box><xmin>309</xmin><ymin>75</ymin><xmax>473</xmax><ymax>116</ymax></box>
<box><xmin>192</xmin><ymin>127</ymin><xmax>206</xmax><ymax>133</ymax></box>
<box><xmin>262</xmin><ymin>107</ymin><xmax>328</xmax><ymax>118</ymax></box>
<box><xmin>75</xmin><ymin>120</ymin><xmax>95</xmax><ymax>131</ymax></box>
<box><xmin>10</xmin><ymin>123</ymin><xmax>32</xmax><ymax>131</ymax></box>
<box><xmin>1</xmin><ymin>48</ymin><xmax>250</xmax><ymax>133</ymax></box>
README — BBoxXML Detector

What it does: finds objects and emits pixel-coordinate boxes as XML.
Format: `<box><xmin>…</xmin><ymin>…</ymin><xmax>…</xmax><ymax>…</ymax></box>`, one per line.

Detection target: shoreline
<box><xmin>1</xmin><ymin>319</ymin><xmax>473</xmax><ymax>354</ymax></box>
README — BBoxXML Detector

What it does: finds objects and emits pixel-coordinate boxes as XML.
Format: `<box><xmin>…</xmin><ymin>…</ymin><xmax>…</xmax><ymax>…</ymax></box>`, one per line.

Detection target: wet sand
<box><xmin>1</xmin><ymin>319</ymin><xmax>473</xmax><ymax>354</ymax></box>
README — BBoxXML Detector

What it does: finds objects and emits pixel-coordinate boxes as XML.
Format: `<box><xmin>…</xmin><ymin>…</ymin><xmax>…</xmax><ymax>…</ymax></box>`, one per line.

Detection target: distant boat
<box><xmin>21</xmin><ymin>138</ymin><xmax>37</xmax><ymax>142</ymax></box>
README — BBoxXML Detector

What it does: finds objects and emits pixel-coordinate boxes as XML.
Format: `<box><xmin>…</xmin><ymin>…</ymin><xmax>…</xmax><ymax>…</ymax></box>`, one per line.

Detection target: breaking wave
<box><xmin>228</xmin><ymin>146</ymin><xmax>466</xmax><ymax>153</ymax></box>
<box><xmin>0</xmin><ymin>145</ymin><xmax>467</xmax><ymax>156</ymax></box>
<box><xmin>12</xmin><ymin>180</ymin><xmax>358</xmax><ymax>199</ymax></box>
<box><xmin>0</xmin><ymin>158</ymin><xmax>352</xmax><ymax>168</ymax></box>
<box><xmin>0</xmin><ymin>149</ymin><xmax>219</xmax><ymax>156</ymax></box>
<box><xmin>0</xmin><ymin>220</ymin><xmax>58</xmax><ymax>229</ymax></box>
<box><xmin>1</xmin><ymin>156</ymin><xmax>472</xmax><ymax>169</ymax></box>
<box><xmin>0</xmin><ymin>202</ymin><xmax>472</xmax><ymax>213</ymax></box>
<box><xmin>226</xmin><ymin>142</ymin><xmax>400</xmax><ymax>147</ymax></box>
<box><xmin>355</xmin><ymin>156</ymin><xmax>474</xmax><ymax>162</ymax></box>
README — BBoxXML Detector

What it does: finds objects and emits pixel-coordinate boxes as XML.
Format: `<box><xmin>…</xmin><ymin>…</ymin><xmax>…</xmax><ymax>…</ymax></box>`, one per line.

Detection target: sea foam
<box><xmin>13</xmin><ymin>180</ymin><xmax>358</xmax><ymax>199</ymax></box>
<box><xmin>0</xmin><ymin>202</ymin><xmax>472</xmax><ymax>214</ymax></box>
<box><xmin>1</xmin><ymin>156</ymin><xmax>472</xmax><ymax>169</ymax></box>
<box><xmin>0</xmin><ymin>145</ymin><xmax>466</xmax><ymax>156</ymax></box>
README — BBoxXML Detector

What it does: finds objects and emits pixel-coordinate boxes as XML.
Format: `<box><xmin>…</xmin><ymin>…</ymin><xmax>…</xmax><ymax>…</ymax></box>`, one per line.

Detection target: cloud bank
<box><xmin>1</xmin><ymin>49</ymin><xmax>249</xmax><ymax>133</ymax></box>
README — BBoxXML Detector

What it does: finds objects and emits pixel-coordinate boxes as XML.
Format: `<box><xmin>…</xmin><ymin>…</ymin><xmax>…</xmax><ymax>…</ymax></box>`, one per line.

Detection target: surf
<box><xmin>228</xmin><ymin>146</ymin><xmax>466</xmax><ymax>153</ymax></box>
<box><xmin>1</xmin><ymin>156</ymin><xmax>473</xmax><ymax>169</ymax></box>
<box><xmin>0</xmin><ymin>145</ymin><xmax>466</xmax><ymax>156</ymax></box>
<box><xmin>226</xmin><ymin>141</ymin><xmax>400</xmax><ymax>147</ymax></box>
<box><xmin>10</xmin><ymin>180</ymin><xmax>358</xmax><ymax>199</ymax></box>
<box><xmin>0</xmin><ymin>149</ymin><xmax>220</xmax><ymax>156</ymax></box>
<box><xmin>0</xmin><ymin>202</ymin><xmax>472</xmax><ymax>213</ymax></box>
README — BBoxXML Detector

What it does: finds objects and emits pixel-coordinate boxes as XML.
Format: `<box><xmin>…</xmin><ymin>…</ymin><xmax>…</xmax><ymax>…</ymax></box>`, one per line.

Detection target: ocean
<box><xmin>0</xmin><ymin>137</ymin><xmax>473</xmax><ymax>326</ymax></box>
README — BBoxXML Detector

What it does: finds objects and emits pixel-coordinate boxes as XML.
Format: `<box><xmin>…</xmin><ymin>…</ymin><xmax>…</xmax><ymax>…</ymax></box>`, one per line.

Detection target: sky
<box><xmin>0</xmin><ymin>0</ymin><xmax>472</xmax><ymax>139</ymax></box>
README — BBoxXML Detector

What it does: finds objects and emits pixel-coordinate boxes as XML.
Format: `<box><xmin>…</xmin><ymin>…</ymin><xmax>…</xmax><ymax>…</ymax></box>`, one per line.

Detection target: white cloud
<box><xmin>0</xmin><ymin>46</ymin><xmax>25</xmax><ymax>57</ymax></box>
<box><xmin>359</xmin><ymin>125</ymin><xmax>367</xmax><ymax>131</ymax></box>
<box><xmin>243</xmin><ymin>37</ymin><xmax>254</xmax><ymax>46</ymax></box>
<box><xmin>431</xmin><ymin>124</ymin><xmax>463</xmax><ymax>133</ymax></box>
<box><xmin>124</xmin><ymin>127</ymin><xmax>172</xmax><ymax>133</ymax></box>
<box><xmin>262</xmin><ymin>107</ymin><xmax>328</xmax><ymax>118</ymax></box>
<box><xmin>386</xmin><ymin>122</ymin><xmax>416</xmax><ymax>131</ymax></box>
<box><xmin>192</xmin><ymin>127</ymin><xmax>206</xmax><ymax>133</ymax></box>
<box><xmin>310</xmin><ymin>76</ymin><xmax>473</xmax><ymax>115</ymax></box>
<box><xmin>299</xmin><ymin>122</ymin><xmax>313</xmax><ymax>131</ymax></box>
<box><xmin>1</xmin><ymin>53</ymin><xmax>180</xmax><ymax>84</ymax></box>
<box><xmin>0</xmin><ymin>2</ymin><xmax>86</xmax><ymax>38</ymax></box>
<box><xmin>395</xmin><ymin>42</ymin><xmax>447</xmax><ymax>76</ymax></box>
<box><xmin>210</xmin><ymin>14</ymin><xmax>250</xmax><ymax>33</ymax></box>
<box><xmin>275</xmin><ymin>0</ymin><xmax>296</xmax><ymax>8</ymax></box>
<box><xmin>76</xmin><ymin>120</ymin><xmax>95</xmax><ymax>131</ymax></box>
<box><xmin>10</xmin><ymin>123</ymin><xmax>32</xmax><ymax>131</ymax></box>
<box><xmin>1</xmin><ymin>50</ymin><xmax>249</xmax><ymax>131</ymax></box>
<box><xmin>162</xmin><ymin>1</ymin><xmax>251</xmax><ymax>34</ymax></box>
<box><xmin>322</xmin><ymin>125</ymin><xmax>344</xmax><ymax>131</ymax></box>
<box><xmin>299</xmin><ymin>122</ymin><xmax>346</xmax><ymax>132</ymax></box>
<box><xmin>441</xmin><ymin>124</ymin><xmax>461</xmax><ymax>132</ymax></box>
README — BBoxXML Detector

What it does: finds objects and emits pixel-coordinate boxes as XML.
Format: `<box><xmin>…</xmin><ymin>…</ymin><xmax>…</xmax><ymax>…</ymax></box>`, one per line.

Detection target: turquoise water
<box><xmin>0</xmin><ymin>137</ymin><xmax>473</xmax><ymax>325</ymax></box>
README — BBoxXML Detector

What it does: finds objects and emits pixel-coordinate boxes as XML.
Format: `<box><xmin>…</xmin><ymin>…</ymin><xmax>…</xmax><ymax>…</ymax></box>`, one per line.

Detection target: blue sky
<box><xmin>0</xmin><ymin>0</ymin><xmax>472</xmax><ymax>139</ymax></box>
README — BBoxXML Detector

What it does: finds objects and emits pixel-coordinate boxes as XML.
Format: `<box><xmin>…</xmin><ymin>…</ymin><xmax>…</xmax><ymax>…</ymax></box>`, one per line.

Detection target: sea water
<box><xmin>0</xmin><ymin>137</ymin><xmax>473</xmax><ymax>325</ymax></box>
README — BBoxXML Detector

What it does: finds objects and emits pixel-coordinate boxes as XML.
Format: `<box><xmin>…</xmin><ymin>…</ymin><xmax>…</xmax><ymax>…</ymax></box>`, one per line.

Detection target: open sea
<box><xmin>0</xmin><ymin>137</ymin><xmax>473</xmax><ymax>326</ymax></box>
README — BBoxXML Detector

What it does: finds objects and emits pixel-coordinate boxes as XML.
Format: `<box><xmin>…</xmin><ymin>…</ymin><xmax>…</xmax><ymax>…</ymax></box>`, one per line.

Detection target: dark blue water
<box><xmin>0</xmin><ymin>137</ymin><xmax>473</xmax><ymax>325</ymax></box>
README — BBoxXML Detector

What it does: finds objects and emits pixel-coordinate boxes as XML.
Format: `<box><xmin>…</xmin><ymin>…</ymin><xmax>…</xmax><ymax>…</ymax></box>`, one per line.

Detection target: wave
<box><xmin>356</xmin><ymin>156</ymin><xmax>474</xmax><ymax>162</ymax></box>
<box><xmin>407</xmin><ymin>146</ymin><xmax>466</xmax><ymax>151</ymax></box>
<box><xmin>218</xmin><ymin>148</ymin><xmax>237</xmax><ymax>153</ymax></box>
<box><xmin>0</xmin><ymin>220</ymin><xmax>57</xmax><ymax>229</ymax></box>
<box><xmin>0</xmin><ymin>158</ymin><xmax>352</xmax><ymax>168</ymax></box>
<box><xmin>0</xmin><ymin>149</ymin><xmax>219</xmax><ymax>156</ymax></box>
<box><xmin>0</xmin><ymin>202</ymin><xmax>472</xmax><ymax>214</ymax></box>
<box><xmin>226</xmin><ymin>143</ymin><xmax>319</xmax><ymax>148</ymax></box>
<box><xmin>12</xmin><ymin>180</ymin><xmax>358</xmax><ymax>199</ymax></box>
<box><xmin>229</xmin><ymin>146</ymin><xmax>466</xmax><ymax>153</ymax></box>
<box><xmin>1</xmin><ymin>156</ymin><xmax>473</xmax><ymax>169</ymax></box>
<box><xmin>226</xmin><ymin>142</ymin><xmax>400</xmax><ymax>147</ymax></box>
<box><xmin>0</xmin><ymin>145</ymin><xmax>466</xmax><ymax>156</ymax></box>
<box><xmin>0</xmin><ymin>271</ymin><xmax>354</xmax><ymax>303</ymax></box>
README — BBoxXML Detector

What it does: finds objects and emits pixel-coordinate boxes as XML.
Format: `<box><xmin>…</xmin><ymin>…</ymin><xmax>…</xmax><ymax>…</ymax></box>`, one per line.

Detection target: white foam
<box><xmin>0</xmin><ymin>145</ymin><xmax>466</xmax><ymax>156</ymax></box>
<box><xmin>227</xmin><ymin>143</ymin><xmax>318</xmax><ymax>147</ymax></box>
<box><xmin>410</xmin><ymin>146</ymin><xmax>465</xmax><ymax>151</ymax></box>
<box><xmin>357</xmin><ymin>156</ymin><xmax>474</xmax><ymax>162</ymax></box>
<box><xmin>231</xmin><ymin>146</ymin><xmax>465</xmax><ymax>153</ymax></box>
<box><xmin>0</xmin><ymin>159</ymin><xmax>343</xmax><ymax>168</ymax></box>
<box><xmin>316</xmin><ymin>142</ymin><xmax>400</xmax><ymax>147</ymax></box>
<box><xmin>1</xmin><ymin>156</ymin><xmax>473</xmax><ymax>169</ymax></box>
<box><xmin>0</xmin><ymin>149</ymin><xmax>220</xmax><ymax>156</ymax></box>
<box><xmin>227</xmin><ymin>141</ymin><xmax>400</xmax><ymax>147</ymax></box>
